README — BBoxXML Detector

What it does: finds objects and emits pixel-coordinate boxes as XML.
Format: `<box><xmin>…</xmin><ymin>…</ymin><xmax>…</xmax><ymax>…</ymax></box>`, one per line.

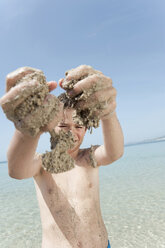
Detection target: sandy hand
<box><xmin>0</xmin><ymin>67</ymin><xmax>63</xmax><ymax>136</ymax></box>
<box><xmin>59</xmin><ymin>65</ymin><xmax>117</xmax><ymax>131</ymax></box>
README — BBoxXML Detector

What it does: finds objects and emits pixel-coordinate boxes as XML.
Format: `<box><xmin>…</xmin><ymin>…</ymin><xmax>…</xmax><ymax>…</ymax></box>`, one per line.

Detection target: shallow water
<box><xmin>100</xmin><ymin>141</ymin><xmax>165</xmax><ymax>248</ymax></box>
<box><xmin>0</xmin><ymin>141</ymin><xmax>165</xmax><ymax>248</ymax></box>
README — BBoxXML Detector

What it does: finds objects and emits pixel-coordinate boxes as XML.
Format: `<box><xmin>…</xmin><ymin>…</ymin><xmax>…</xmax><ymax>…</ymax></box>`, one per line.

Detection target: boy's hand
<box><xmin>0</xmin><ymin>67</ymin><xmax>63</xmax><ymax>136</ymax></box>
<box><xmin>59</xmin><ymin>65</ymin><xmax>117</xmax><ymax>120</ymax></box>
<box><xmin>5</xmin><ymin>67</ymin><xmax>57</xmax><ymax>93</ymax></box>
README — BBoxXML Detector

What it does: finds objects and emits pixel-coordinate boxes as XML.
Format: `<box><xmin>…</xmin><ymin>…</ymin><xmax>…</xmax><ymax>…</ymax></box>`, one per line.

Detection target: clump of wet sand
<box><xmin>42</xmin><ymin>129</ymin><xmax>75</xmax><ymax>173</ymax></box>
<box><xmin>89</xmin><ymin>145</ymin><xmax>98</xmax><ymax>168</ymax></box>
<box><xmin>0</xmin><ymin>67</ymin><xmax>61</xmax><ymax>137</ymax></box>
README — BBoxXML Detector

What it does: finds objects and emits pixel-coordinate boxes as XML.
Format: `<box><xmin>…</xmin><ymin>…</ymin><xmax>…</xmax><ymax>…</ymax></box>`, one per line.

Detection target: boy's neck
<box><xmin>68</xmin><ymin>148</ymin><xmax>80</xmax><ymax>160</ymax></box>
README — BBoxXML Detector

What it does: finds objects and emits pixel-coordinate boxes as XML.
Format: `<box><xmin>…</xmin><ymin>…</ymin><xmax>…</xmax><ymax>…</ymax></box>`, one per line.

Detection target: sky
<box><xmin>0</xmin><ymin>0</ymin><xmax>164</xmax><ymax>161</ymax></box>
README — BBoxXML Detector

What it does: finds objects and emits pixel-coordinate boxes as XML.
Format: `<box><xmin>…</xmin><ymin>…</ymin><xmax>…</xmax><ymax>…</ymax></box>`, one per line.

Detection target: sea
<box><xmin>0</xmin><ymin>141</ymin><xmax>165</xmax><ymax>248</ymax></box>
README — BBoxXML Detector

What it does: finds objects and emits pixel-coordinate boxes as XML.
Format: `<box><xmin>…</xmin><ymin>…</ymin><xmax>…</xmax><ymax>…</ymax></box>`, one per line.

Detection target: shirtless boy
<box><xmin>2</xmin><ymin>65</ymin><xmax>124</xmax><ymax>248</ymax></box>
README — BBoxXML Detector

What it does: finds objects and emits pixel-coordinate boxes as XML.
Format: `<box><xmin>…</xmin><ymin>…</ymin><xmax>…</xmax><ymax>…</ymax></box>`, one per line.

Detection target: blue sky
<box><xmin>0</xmin><ymin>0</ymin><xmax>164</xmax><ymax>160</ymax></box>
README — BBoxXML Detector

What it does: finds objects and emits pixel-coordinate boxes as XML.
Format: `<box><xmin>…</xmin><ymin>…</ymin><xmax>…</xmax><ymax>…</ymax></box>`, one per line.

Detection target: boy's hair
<box><xmin>58</xmin><ymin>93</ymin><xmax>86</xmax><ymax>129</ymax></box>
<box><xmin>58</xmin><ymin>93</ymin><xmax>75</xmax><ymax>109</ymax></box>
<box><xmin>58</xmin><ymin>93</ymin><xmax>95</xmax><ymax>133</ymax></box>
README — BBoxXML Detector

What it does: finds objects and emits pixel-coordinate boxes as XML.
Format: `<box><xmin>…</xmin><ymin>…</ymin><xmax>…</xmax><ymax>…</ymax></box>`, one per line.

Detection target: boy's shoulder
<box><xmin>77</xmin><ymin>145</ymin><xmax>100</xmax><ymax>168</ymax></box>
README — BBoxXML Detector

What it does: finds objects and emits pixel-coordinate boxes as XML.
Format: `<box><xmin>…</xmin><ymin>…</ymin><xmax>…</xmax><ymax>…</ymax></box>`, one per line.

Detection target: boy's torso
<box><xmin>34</xmin><ymin>148</ymin><xmax>108</xmax><ymax>248</ymax></box>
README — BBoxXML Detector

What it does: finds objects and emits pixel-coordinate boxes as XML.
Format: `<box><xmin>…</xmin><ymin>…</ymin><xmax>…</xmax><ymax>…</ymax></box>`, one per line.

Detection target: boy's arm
<box><xmin>7</xmin><ymin>130</ymin><xmax>42</xmax><ymax>179</ymax></box>
<box><xmin>1</xmin><ymin>67</ymin><xmax>63</xmax><ymax>179</ymax></box>
<box><xmin>94</xmin><ymin>111</ymin><xmax>124</xmax><ymax>166</ymax></box>
<box><xmin>59</xmin><ymin>65</ymin><xmax>124</xmax><ymax>166</ymax></box>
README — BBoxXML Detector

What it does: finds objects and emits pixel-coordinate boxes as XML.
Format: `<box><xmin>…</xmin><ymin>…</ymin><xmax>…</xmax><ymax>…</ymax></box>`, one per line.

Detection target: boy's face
<box><xmin>54</xmin><ymin>108</ymin><xmax>86</xmax><ymax>154</ymax></box>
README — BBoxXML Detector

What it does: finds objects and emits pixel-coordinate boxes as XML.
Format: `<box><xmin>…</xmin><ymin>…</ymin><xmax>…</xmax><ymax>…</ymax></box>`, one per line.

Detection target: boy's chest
<box><xmin>50</xmin><ymin>164</ymin><xmax>99</xmax><ymax>200</ymax></box>
<box><xmin>35</xmin><ymin>160</ymin><xmax>99</xmax><ymax>207</ymax></box>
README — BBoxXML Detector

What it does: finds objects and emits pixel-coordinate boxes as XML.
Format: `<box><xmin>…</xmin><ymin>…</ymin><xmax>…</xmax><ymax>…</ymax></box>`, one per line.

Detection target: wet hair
<box><xmin>58</xmin><ymin>93</ymin><xmax>96</xmax><ymax>133</ymax></box>
<box><xmin>58</xmin><ymin>93</ymin><xmax>75</xmax><ymax>109</ymax></box>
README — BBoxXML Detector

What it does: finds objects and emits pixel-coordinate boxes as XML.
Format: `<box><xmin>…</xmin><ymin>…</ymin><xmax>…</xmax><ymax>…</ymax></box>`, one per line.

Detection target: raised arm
<box><xmin>0</xmin><ymin>67</ymin><xmax>63</xmax><ymax>179</ymax></box>
<box><xmin>95</xmin><ymin>111</ymin><xmax>124</xmax><ymax>166</ymax></box>
<box><xmin>7</xmin><ymin>130</ymin><xmax>42</xmax><ymax>179</ymax></box>
<box><xmin>59</xmin><ymin>65</ymin><xmax>124</xmax><ymax>166</ymax></box>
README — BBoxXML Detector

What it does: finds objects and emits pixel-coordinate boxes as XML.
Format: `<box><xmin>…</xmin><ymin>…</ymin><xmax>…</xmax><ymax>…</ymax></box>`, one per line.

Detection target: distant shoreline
<box><xmin>0</xmin><ymin>161</ymin><xmax>7</xmax><ymax>164</ymax></box>
<box><xmin>0</xmin><ymin>139</ymin><xmax>164</xmax><ymax>164</ymax></box>
<box><xmin>125</xmin><ymin>139</ymin><xmax>165</xmax><ymax>147</ymax></box>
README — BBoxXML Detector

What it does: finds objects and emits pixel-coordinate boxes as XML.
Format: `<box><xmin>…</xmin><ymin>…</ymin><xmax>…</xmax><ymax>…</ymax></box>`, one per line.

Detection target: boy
<box><xmin>3</xmin><ymin>65</ymin><xmax>124</xmax><ymax>248</ymax></box>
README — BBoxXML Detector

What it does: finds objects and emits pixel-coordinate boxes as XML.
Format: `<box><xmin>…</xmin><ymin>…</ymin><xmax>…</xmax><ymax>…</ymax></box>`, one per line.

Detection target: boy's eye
<box><xmin>58</xmin><ymin>125</ymin><xmax>67</xmax><ymax>127</ymax></box>
<box><xmin>76</xmin><ymin>126</ymin><xmax>83</xmax><ymax>128</ymax></box>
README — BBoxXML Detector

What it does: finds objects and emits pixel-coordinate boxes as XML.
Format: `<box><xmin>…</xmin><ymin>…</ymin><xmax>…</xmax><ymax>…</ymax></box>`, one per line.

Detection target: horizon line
<box><xmin>1</xmin><ymin>139</ymin><xmax>165</xmax><ymax>164</ymax></box>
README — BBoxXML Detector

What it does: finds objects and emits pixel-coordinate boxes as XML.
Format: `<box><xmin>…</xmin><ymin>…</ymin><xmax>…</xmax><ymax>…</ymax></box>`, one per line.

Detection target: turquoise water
<box><xmin>0</xmin><ymin>141</ymin><xmax>165</xmax><ymax>248</ymax></box>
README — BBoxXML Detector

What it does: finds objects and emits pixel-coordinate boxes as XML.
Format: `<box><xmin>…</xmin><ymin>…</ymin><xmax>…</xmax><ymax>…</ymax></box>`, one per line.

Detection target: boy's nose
<box><xmin>69</xmin><ymin>128</ymin><xmax>77</xmax><ymax>140</ymax></box>
<box><xmin>70</xmin><ymin>128</ymin><xmax>75</xmax><ymax>135</ymax></box>
<box><xmin>70</xmin><ymin>125</ymin><xmax>75</xmax><ymax>132</ymax></box>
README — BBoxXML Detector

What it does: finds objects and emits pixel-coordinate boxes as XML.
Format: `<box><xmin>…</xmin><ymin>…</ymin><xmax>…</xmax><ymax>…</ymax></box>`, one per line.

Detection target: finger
<box><xmin>0</xmin><ymin>80</ymin><xmax>41</xmax><ymax>112</ymax></box>
<box><xmin>65</xmin><ymin>65</ymin><xmax>95</xmax><ymax>81</ymax></box>
<box><xmin>6</xmin><ymin>67</ymin><xmax>39</xmax><ymax>92</ymax></box>
<box><xmin>63</xmin><ymin>66</ymin><xmax>105</xmax><ymax>90</ymax></box>
<box><xmin>92</xmin><ymin>87</ymin><xmax>116</xmax><ymax>102</ymax></box>
<box><xmin>67</xmin><ymin>74</ymin><xmax>112</xmax><ymax>98</ymax></box>
<box><xmin>47</xmin><ymin>81</ymin><xmax>58</xmax><ymax>92</ymax></box>
<box><xmin>75</xmin><ymin>88</ymin><xmax>113</xmax><ymax>109</ymax></box>
<box><xmin>58</xmin><ymin>78</ymin><xmax>64</xmax><ymax>88</ymax></box>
